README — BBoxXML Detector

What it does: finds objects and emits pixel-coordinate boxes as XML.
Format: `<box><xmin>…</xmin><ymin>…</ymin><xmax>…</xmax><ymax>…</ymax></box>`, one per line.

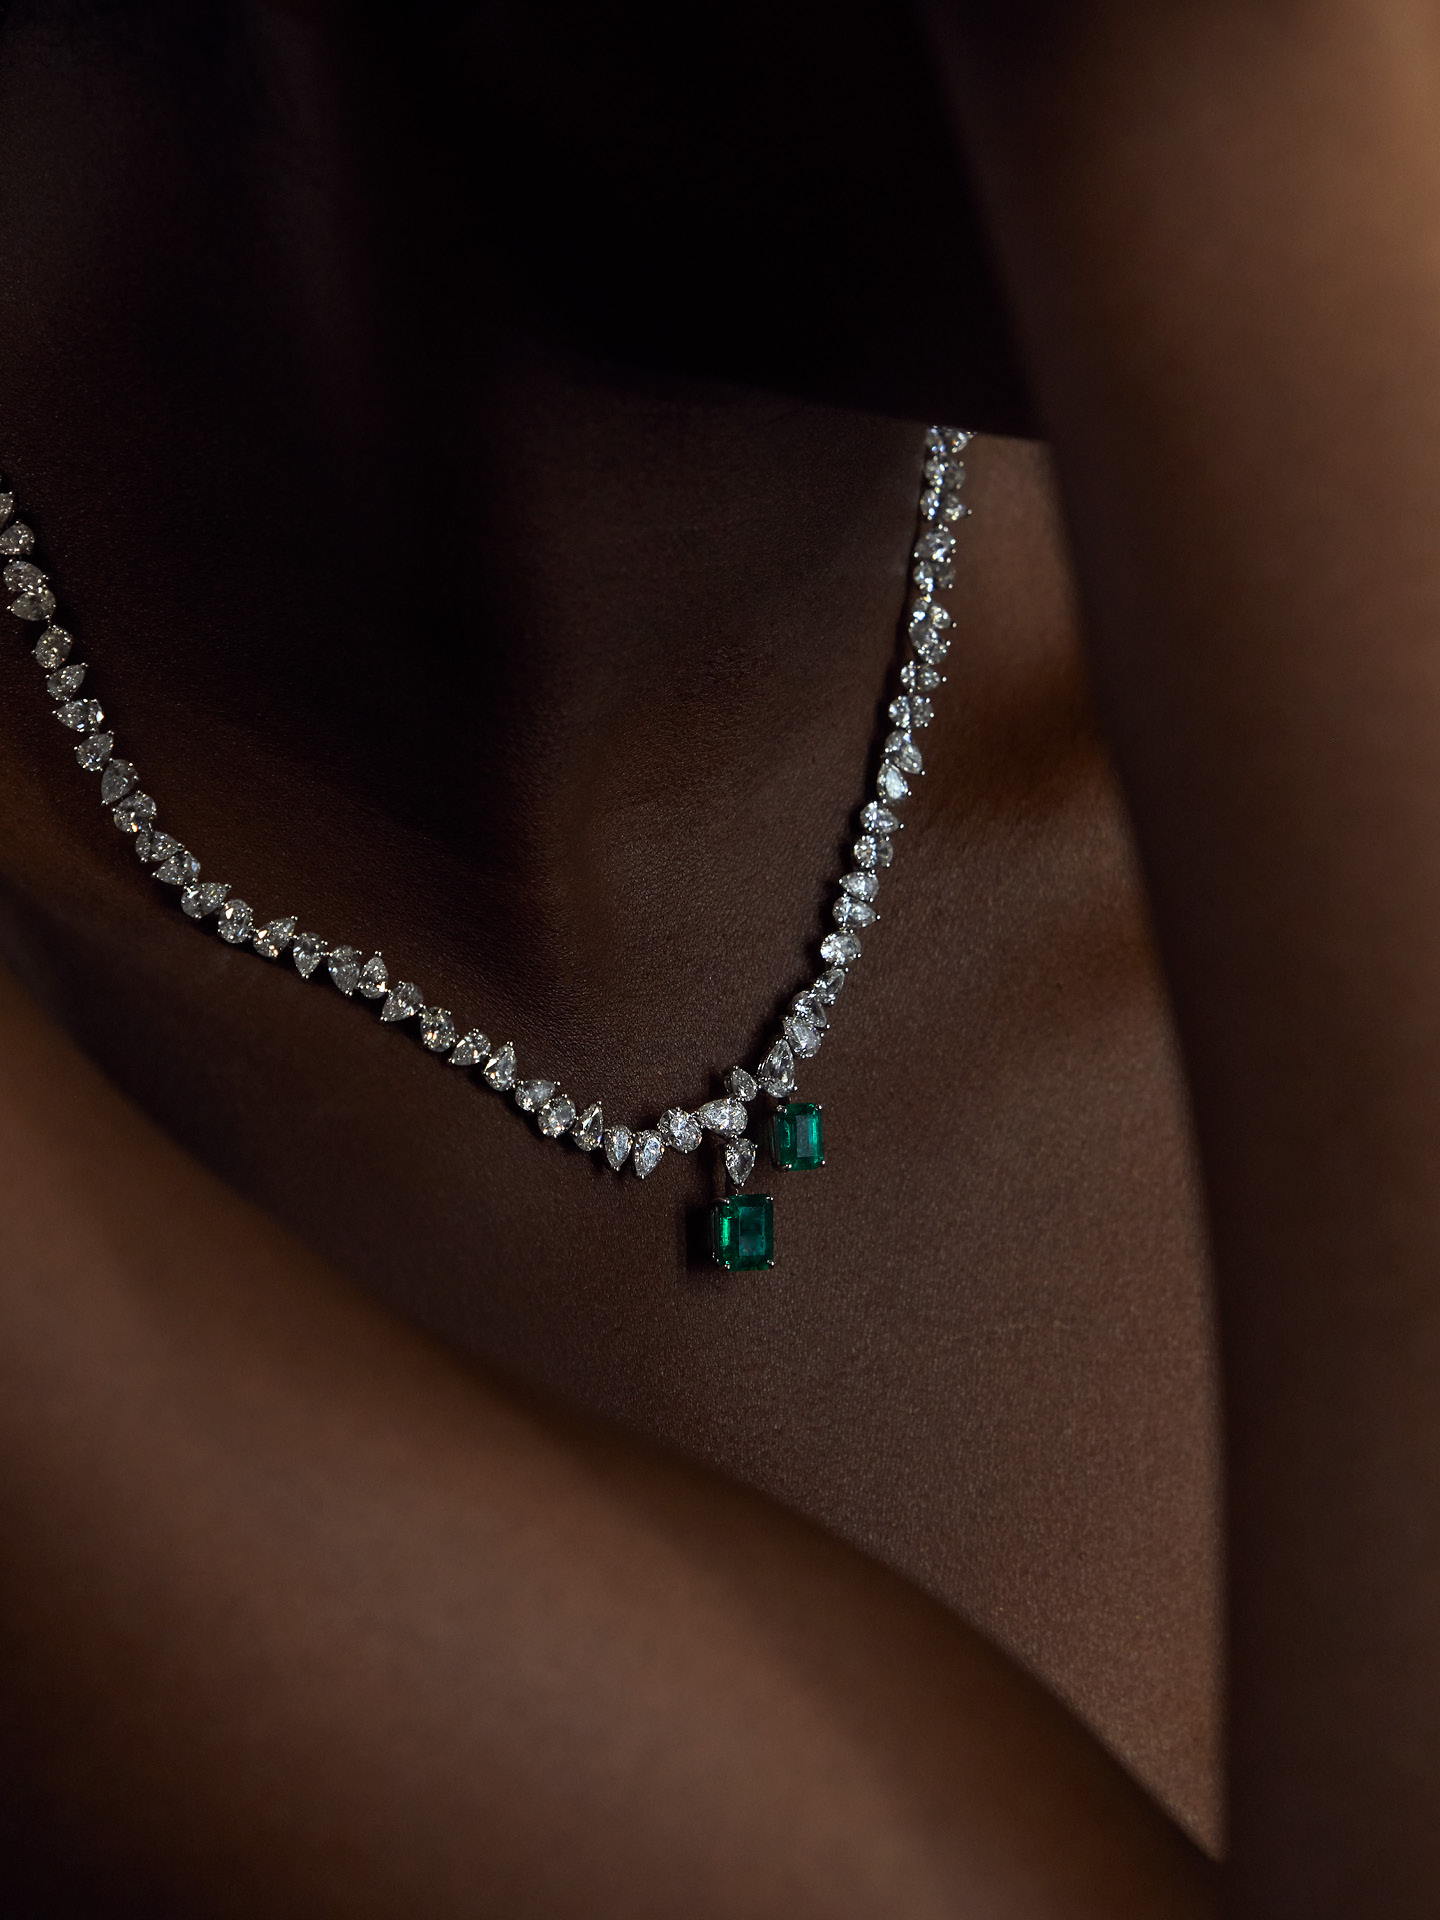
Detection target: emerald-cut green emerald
<box><xmin>767</xmin><ymin>1101</ymin><xmax>825</xmax><ymax>1171</ymax></box>
<box><xmin>709</xmin><ymin>1193</ymin><xmax>775</xmax><ymax>1271</ymax></box>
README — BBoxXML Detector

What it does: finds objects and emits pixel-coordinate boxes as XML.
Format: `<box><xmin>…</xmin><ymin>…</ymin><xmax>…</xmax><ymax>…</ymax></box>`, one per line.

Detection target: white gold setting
<box><xmin>5</xmin><ymin>427</ymin><xmax>971</xmax><ymax>1189</ymax></box>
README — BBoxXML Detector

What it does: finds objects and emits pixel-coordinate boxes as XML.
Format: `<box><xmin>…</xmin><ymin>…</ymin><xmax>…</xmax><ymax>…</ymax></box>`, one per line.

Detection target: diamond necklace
<box><xmin>4</xmin><ymin>424</ymin><xmax>970</xmax><ymax>1270</ymax></box>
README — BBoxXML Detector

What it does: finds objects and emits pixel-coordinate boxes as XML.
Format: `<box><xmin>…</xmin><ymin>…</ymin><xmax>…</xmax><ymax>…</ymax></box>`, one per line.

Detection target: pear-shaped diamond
<box><xmin>820</xmin><ymin>931</ymin><xmax>862</xmax><ymax>966</ymax></box>
<box><xmin>833</xmin><ymin>896</ymin><xmax>876</xmax><ymax>929</ymax></box>
<box><xmin>379</xmin><ymin>981</ymin><xmax>423</xmax><ymax>1023</ymax></box>
<box><xmin>0</xmin><ymin>522</ymin><xmax>34</xmax><ymax>556</ymax></box>
<box><xmin>759</xmin><ymin>1039</ymin><xmax>796</xmax><ymax>1096</ymax></box>
<box><xmin>816</xmin><ymin>966</ymin><xmax>846</xmax><ymax>1003</ymax></box>
<box><xmin>218</xmin><ymin>899</ymin><xmax>254</xmax><ymax>945</ymax></box>
<box><xmin>357</xmin><ymin>954</ymin><xmax>388</xmax><ymax>999</ymax></box>
<box><xmin>784</xmin><ymin>1011</ymin><xmax>822</xmax><ymax>1058</ymax></box>
<box><xmin>133</xmin><ymin>829</ymin><xmax>153</xmax><ymax>860</ymax></box>
<box><xmin>792</xmin><ymin>991</ymin><xmax>828</xmax><ymax>1030</ymax></box>
<box><xmin>155</xmin><ymin>850</ymin><xmax>201</xmax><ymax>887</ymax></box>
<box><xmin>725</xmin><ymin>1066</ymin><xmax>759</xmax><ymax>1104</ymax></box>
<box><xmin>56</xmin><ymin>699</ymin><xmax>102</xmax><ymax>732</ymax></box>
<box><xmin>420</xmin><ymin>1007</ymin><xmax>457</xmax><ymax>1053</ymax></box>
<box><xmin>327</xmin><ymin>946</ymin><xmax>361</xmax><ymax>994</ymax></box>
<box><xmin>100</xmin><ymin>759</ymin><xmax>136</xmax><ymax>803</ymax></box>
<box><xmin>515</xmin><ymin>1078</ymin><xmax>557</xmax><ymax>1113</ymax></box>
<box><xmin>180</xmin><ymin>881</ymin><xmax>229</xmax><ymax>919</ymax></box>
<box><xmin>112</xmin><ymin>792</ymin><xmax>156</xmax><ymax>833</ymax></box>
<box><xmin>74</xmin><ymin>731</ymin><xmax>113</xmax><ymax>771</ymax></box>
<box><xmin>725</xmin><ymin>1138</ymin><xmax>757</xmax><ymax>1187</ymax></box>
<box><xmin>253</xmin><ymin>916</ymin><xmax>298</xmax><ymax>959</ymax></box>
<box><xmin>884</xmin><ymin>734</ymin><xmax>924</xmax><ymax>774</ymax></box>
<box><xmin>841</xmin><ymin>871</ymin><xmax>878</xmax><ymax>901</ymax></box>
<box><xmin>33</xmin><ymin>627</ymin><xmax>71</xmax><ymax>668</ymax></box>
<box><xmin>10</xmin><ymin>588</ymin><xmax>56</xmax><ymax>621</ymax></box>
<box><xmin>632</xmin><ymin>1131</ymin><xmax>665</xmax><ymax>1179</ymax></box>
<box><xmin>859</xmin><ymin>803</ymin><xmax>901</xmax><ymax>834</ymax></box>
<box><xmin>573</xmin><ymin>1103</ymin><xmax>604</xmax><ymax>1150</ymax></box>
<box><xmin>483</xmin><ymin>1043</ymin><xmax>516</xmax><ymax>1090</ymax></box>
<box><xmin>603</xmin><ymin>1125</ymin><xmax>632</xmax><ymax>1171</ymax></box>
<box><xmin>538</xmin><ymin>1094</ymin><xmax>576</xmax><ymax>1139</ymax></box>
<box><xmin>144</xmin><ymin>832</ymin><xmax>180</xmax><ymax>866</ymax></box>
<box><xmin>291</xmin><ymin>933</ymin><xmax>327</xmax><ymax>977</ymax></box>
<box><xmin>697</xmin><ymin>1097</ymin><xmax>747</xmax><ymax>1136</ymax></box>
<box><xmin>4</xmin><ymin>560</ymin><xmax>43</xmax><ymax>592</ymax></box>
<box><xmin>877</xmin><ymin>763</ymin><xmax>909</xmax><ymax>803</ymax></box>
<box><xmin>912</xmin><ymin>627</ymin><xmax>951</xmax><ymax>664</ymax></box>
<box><xmin>659</xmin><ymin>1108</ymin><xmax>702</xmax><ymax>1152</ymax></box>
<box><xmin>46</xmin><ymin>663</ymin><xmax>85</xmax><ymax>698</ymax></box>
<box><xmin>447</xmin><ymin>1029</ymin><xmax>492</xmax><ymax>1068</ymax></box>
<box><xmin>0</xmin><ymin>491</ymin><xmax>13</xmax><ymax>529</ymax></box>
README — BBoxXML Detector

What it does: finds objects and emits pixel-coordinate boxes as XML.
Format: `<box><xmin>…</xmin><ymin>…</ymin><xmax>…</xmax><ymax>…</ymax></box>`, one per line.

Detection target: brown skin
<box><xmin>2</xmin><ymin>0</ymin><xmax>1436</xmax><ymax>1911</ymax></box>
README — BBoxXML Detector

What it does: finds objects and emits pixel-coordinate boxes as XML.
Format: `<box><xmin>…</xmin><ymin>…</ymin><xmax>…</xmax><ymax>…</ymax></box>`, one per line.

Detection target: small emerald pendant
<box><xmin>709</xmin><ymin>1192</ymin><xmax>775</xmax><ymax>1270</ymax></box>
<box><xmin>767</xmin><ymin>1101</ymin><xmax>825</xmax><ymax>1170</ymax></box>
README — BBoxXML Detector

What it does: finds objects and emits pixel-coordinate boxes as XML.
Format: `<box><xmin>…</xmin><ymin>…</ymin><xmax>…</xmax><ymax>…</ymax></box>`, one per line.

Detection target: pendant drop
<box><xmin>709</xmin><ymin>1192</ymin><xmax>775</xmax><ymax>1271</ymax></box>
<box><xmin>768</xmin><ymin>1101</ymin><xmax>825</xmax><ymax>1170</ymax></box>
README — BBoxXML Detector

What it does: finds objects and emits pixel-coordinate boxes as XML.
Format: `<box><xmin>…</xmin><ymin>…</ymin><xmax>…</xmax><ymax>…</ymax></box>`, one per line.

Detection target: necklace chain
<box><xmin>3</xmin><ymin>425</ymin><xmax>970</xmax><ymax>1254</ymax></box>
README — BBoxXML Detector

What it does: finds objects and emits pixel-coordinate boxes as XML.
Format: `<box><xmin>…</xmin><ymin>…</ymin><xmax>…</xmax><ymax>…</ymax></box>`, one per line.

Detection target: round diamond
<box><xmin>539</xmin><ymin>1094</ymin><xmax>577</xmax><ymax>1139</ymax></box>
<box><xmin>218</xmin><ymin>899</ymin><xmax>254</xmax><ymax>945</ymax></box>
<box><xmin>659</xmin><ymin>1107</ymin><xmax>702</xmax><ymax>1152</ymax></box>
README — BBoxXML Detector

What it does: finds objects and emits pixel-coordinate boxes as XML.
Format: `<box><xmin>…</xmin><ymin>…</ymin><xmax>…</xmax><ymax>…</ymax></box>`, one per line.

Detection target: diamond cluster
<box><xmin>3</xmin><ymin>427</ymin><xmax>970</xmax><ymax>1189</ymax></box>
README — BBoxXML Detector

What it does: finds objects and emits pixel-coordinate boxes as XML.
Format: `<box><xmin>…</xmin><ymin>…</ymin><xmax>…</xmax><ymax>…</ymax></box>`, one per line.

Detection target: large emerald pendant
<box><xmin>767</xmin><ymin>1101</ymin><xmax>825</xmax><ymax>1170</ymax></box>
<box><xmin>709</xmin><ymin>1193</ymin><xmax>775</xmax><ymax>1270</ymax></box>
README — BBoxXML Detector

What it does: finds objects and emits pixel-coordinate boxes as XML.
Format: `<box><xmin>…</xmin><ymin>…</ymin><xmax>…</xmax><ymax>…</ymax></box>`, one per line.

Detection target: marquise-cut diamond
<box><xmin>155</xmin><ymin>850</ymin><xmax>201</xmax><ymax>887</ymax></box>
<box><xmin>420</xmin><ymin>1007</ymin><xmax>457</xmax><ymax>1052</ymax></box>
<box><xmin>56</xmin><ymin>698</ymin><xmax>102</xmax><ymax>732</ymax></box>
<box><xmin>784</xmin><ymin>1011</ymin><xmax>822</xmax><ymax>1058</ymax></box>
<box><xmin>291</xmin><ymin>933</ymin><xmax>327</xmax><ymax>977</ymax></box>
<box><xmin>725</xmin><ymin>1066</ymin><xmax>759</xmax><ymax>1104</ymax></box>
<box><xmin>758</xmin><ymin>1039</ymin><xmax>796</xmax><ymax>1096</ymax></box>
<box><xmin>573</xmin><ymin>1103</ymin><xmax>604</xmax><ymax>1151</ymax></box>
<box><xmin>632</xmin><ymin>1131</ymin><xmax>665</xmax><ymax>1179</ymax></box>
<box><xmin>820</xmin><ymin>931</ymin><xmax>862</xmax><ymax>966</ymax></box>
<box><xmin>603</xmin><ymin>1124</ymin><xmax>632</xmax><ymax>1170</ymax></box>
<box><xmin>833</xmin><ymin>896</ymin><xmax>877</xmax><ymax>929</ymax></box>
<box><xmin>725</xmin><ymin>1138</ymin><xmax>757</xmax><ymax>1187</ymax></box>
<box><xmin>180</xmin><ymin>881</ymin><xmax>229</xmax><ymax>919</ymax></box>
<box><xmin>357</xmin><ymin>955</ymin><xmax>388</xmax><ymax>999</ymax></box>
<box><xmin>483</xmin><ymin>1043</ymin><xmax>516</xmax><ymax>1090</ymax></box>
<box><xmin>33</xmin><ymin>627</ymin><xmax>71</xmax><ymax>669</ymax></box>
<box><xmin>447</xmin><ymin>1029</ymin><xmax>492</xmax><ymax>1067</ymax></box>
<box><xmin>379</xmin><ymin>981</ymin><xmax>423</xmax><ymax>1023</ymax></box>
<box><xmin>859</xmin><ymin>802</ymin><xmax>901</xmax><ymax>834</ymax></box>
<box><xmin>253</xmin><ymin>916</ymin><xmax>298</xmax><ymax>959</ymax></box>
<box><xmin>515</xmin><ymin>1078</ymin><xmax>557</xmax><ymax>1113</ymax></box>
<box><xmin>100</xmin><ymin>759</ymin><xmax>136</xmax><ymax>803</ymax></box>
<box><xmin>218</xmin><ymin>899</ymin><xmax>254</xmax><ymax>945</ymax></box>
<box><xmin>327</xmin><ymin>945</ymin><xmax>361</xmax><ymax>994</ymax></box>
<box><xmin>46</xmin><ymin>664</ymin><xmax>85</xmax><ymax>698</ymax></box>
<box><xmin>696</xmin><ymin>1097</ymin><xmax>746</xmax><ymax>1136</ymax></box>
<box><xmin>0</xmin><ymin>522</ymin><xmax>34</xmax><ymax>556</ymax></box>
<box><xmin>539</xmin><ymin>1094</ymin><xmax>576</xmax><ymax>1138</ymax></box>
<box><xmin>877</xmin><ymin>763</ymin><xmax>910</xmax><ymax>803</ymax></box>
<box><xmin>658</xmin><ymin>1107</ymin><xmax>702</xmax><ymax>1152</ymax></box>
<box><xmin>112</xmin><ymin>792</ymin><xmax>156</xmax><ymax>833</ymax></box>
<box><xmin>74</xmin><ymin>731</ymin><xmax>113</xmax><ymax>771</ymax></box>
